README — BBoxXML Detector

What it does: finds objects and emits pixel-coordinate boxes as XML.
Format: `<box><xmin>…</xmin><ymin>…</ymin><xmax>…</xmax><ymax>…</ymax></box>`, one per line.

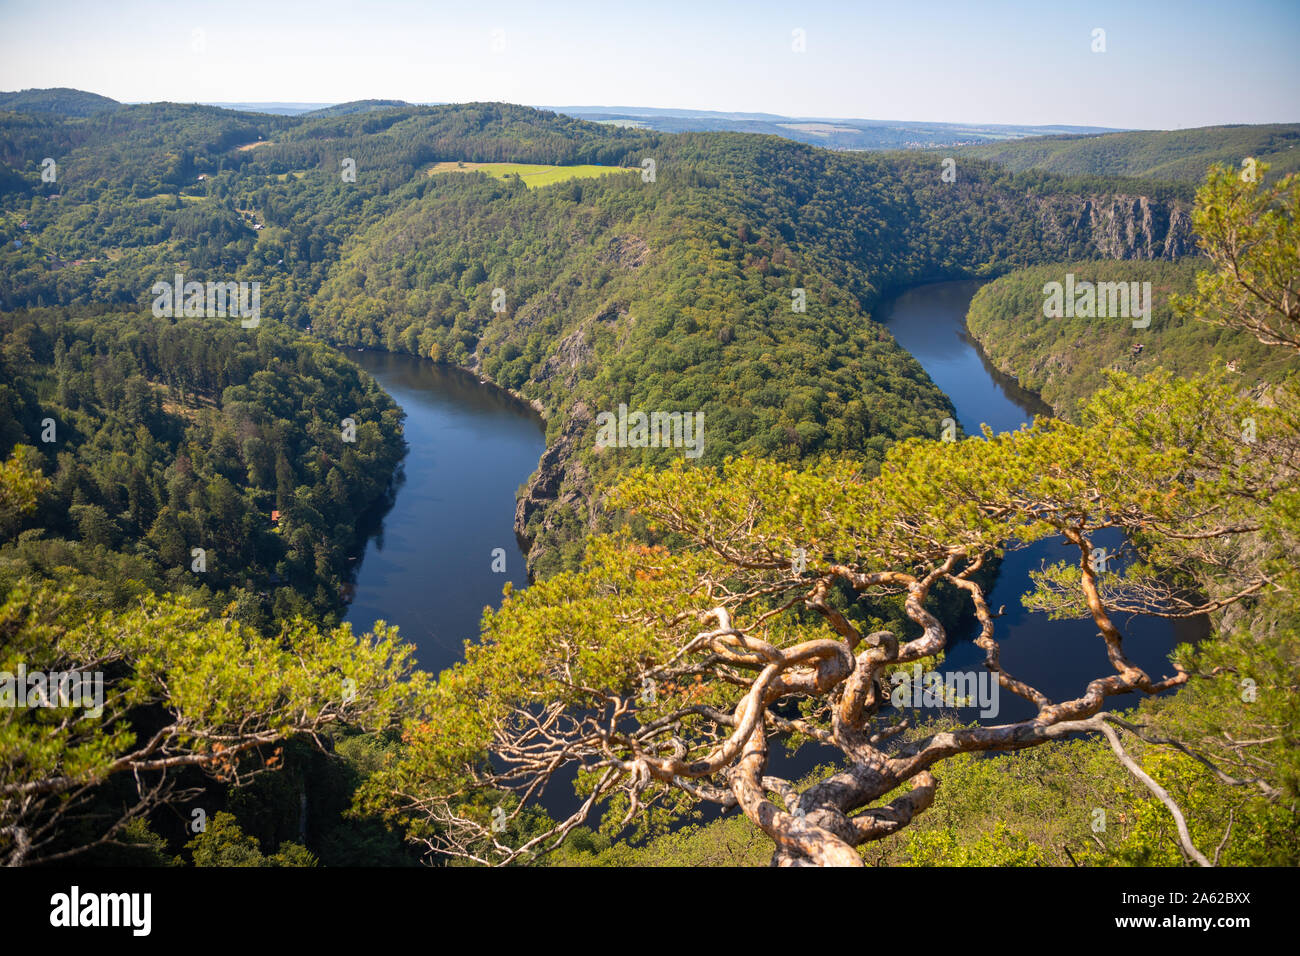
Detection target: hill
<box><xmin>965</xmin><ymin>260</ymin><xmax>1299</xmax><ymax>420</ymax></box>
<box><xmin>0</xmin><ymin>305</ymin><xmax>405</xmax><ymax>626</ymax></box>
<box><xmin>957</xmin><ymin>124</ymin><xmax>1300</xmax><ymax>183</ymax></box>
<box><xmin>552</xmin><ymin>104</ymin><xmax>1119</xmax><ymax>150</ymax></box>
<box><xmin>303</xmin><ymin>99</ymin><xmax>414</xmax><ymax>117</ymax></box>
<box><xmin>0</xmin><ymin>87</ymin><xmax>122</xmax><ymax>117</ymax></box>
<box><xmin>205</xmin><ymin>101</ymin><xmax>335</xmax><ymax>115</ymax></box>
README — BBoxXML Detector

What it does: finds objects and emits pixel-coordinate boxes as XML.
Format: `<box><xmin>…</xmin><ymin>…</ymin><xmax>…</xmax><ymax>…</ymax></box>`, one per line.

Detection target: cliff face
<box><xmin>514</xmin><ymin>401</ymin><xmax>594</xmax><ymax>576</ymax></box>
<box><xmin>1033</xmin><ymin>193</ymin><xmax>1194</xmax><ymax>260</ymax></box>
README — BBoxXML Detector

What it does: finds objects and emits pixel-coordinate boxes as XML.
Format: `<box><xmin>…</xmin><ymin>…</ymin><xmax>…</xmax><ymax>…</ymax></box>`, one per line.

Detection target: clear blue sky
<box><xmin>1</xmin><ymin>0</ymin><xmax>1296</xmax><ymax>128</ymax></box>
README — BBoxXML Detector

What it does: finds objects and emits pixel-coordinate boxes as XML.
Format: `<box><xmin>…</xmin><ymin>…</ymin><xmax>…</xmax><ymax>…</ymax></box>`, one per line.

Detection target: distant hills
<box><xmin>208</xmin><ymin>99</ymin><xmax>414</xmax><ymax>117</ymax></box>
<box><xmin>0</xmin><ymin>90</ymin><xmax>414</xmax><ymax>118</ymax></box>
<box><xmin>0</xmin><ymin>87</ymin><xmax>121</xmax><ymax>117</ymax></box>
<box><xmin>545</xmin><ymin>105</ymin><xmax>1119</xmax><ymax>150</ymax></box>
<box><xmin>3</xmin><ymin>88</ymin><xmax>1297</xmax><ymax>182</ymax></box>
<box><xmin>203</xmin><ymin>101</ymin><xmax>336</xmax><ymax>115</ymax></box>
<box><xmin>303</xmin><ymin>99</ymin><xmax>414</xmax><ymax>117</ymax></box>
<box><xmin>954</xmin><ymin>124</ymin><xmax>1300</xmax><ymax>181</ymax></box>
<box><xmin>0</xmin><ymin>88</ymin><xmax>1113</xmax><ymax>149</ymax></box>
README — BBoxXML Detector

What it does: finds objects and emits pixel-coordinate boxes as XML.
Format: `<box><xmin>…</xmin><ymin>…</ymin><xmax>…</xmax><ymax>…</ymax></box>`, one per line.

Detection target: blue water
<box><xmin>343</xmin><ymin>351</ymin><xmax>546</xmax><ymax>675</ymax></box>
<box><xmin>880</xmin><ymin>279</ymin><xmax>1204</xmax><ymax>721</ymax></box>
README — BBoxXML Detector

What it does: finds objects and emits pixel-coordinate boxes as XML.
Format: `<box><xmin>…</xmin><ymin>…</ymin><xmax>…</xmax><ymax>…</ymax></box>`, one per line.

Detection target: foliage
<box><xmin>966</xmin><ymin>259</ymin><xmax>1297</xmax><ymax>420</ymax></box>
<box><xmin>957</xmin><ymin>124</ymin><xmax>1300</xmax><ymax>183</ymax></box>
<box><xmin>0</xmin><ymin>88</ymin><xmax>122</xmax><ymax>118</ymax></box>
<box><xmin>186</xmin><ymin>811</ymin><xmax>316</xmax><ymax>867</ymax></box>
<box><xmin>0</xmin><ymin>570</ymin><xmax>428</xmax><ymax>865</ymax></box>
<box><xmin>0</xmin><ymin>307</ymin><xmax>405</xmax><ymax>625</ymax></box>
<box><xmin>1173</xmin><ymin>162</ymin><xmax>1300</xmax><ymax>351</ymax></box>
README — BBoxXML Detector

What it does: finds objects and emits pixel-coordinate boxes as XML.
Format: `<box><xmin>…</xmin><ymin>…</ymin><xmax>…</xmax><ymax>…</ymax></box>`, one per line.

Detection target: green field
<box><xmin>426</xmin><ymin>160</ymin><xmax>632</xmax><ymax>188</ymax></box>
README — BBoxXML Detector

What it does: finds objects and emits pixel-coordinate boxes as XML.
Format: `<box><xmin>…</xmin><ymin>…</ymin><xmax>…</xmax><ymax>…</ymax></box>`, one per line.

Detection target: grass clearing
<box><xmin>426</xmin><ymin>161</ymin><xmax>632</xmax><ymax>189</ymax></box>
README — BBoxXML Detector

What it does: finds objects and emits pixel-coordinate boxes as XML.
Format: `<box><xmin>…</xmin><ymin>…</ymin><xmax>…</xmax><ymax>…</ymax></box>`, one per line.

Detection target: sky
<box><xmin>1</xmin><ymin>0</ymin><xmax>1297</xmax><ymax>129</ymax></box>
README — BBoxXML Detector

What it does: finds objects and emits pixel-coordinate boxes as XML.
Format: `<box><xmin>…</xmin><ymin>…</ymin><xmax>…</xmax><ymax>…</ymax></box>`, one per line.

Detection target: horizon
<box><xmin>1</xmin><ymin>0</ymin><xmax>1297</xmax><ymax>129</ymax></box>
<box><xmin>7</xmin><ymin>87</ymin><xmax>1142</xmax><ymax>132</ymax></box>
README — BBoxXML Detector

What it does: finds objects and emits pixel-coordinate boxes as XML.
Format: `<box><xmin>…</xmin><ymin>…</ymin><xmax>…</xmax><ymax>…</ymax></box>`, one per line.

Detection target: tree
<box><xmin>186</xmin><ymin>812</ymin><xmax>316</xmax><ymax>867</ymax></box>
<box><xmin>0</xmin><ymin>573</ymin><xmax>429</xmax><ymax>866</ymax></box>
<box><xmin>0</xmin><ymin>445</ymin><xmax>49</xmax><ymax>537</ymax></box>
<box><xmin>360</xmin><ymin>166</ymin><xmax>1299</xmax><ymax>867</ymax></box>
<box><xmin>1176</xmin><ymin>162</ymin><xmax>1300</xmax><ymax>351</ymax></box>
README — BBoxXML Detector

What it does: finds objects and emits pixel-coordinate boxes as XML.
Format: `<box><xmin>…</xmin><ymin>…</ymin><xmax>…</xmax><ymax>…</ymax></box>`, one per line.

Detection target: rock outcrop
<box><xmin>1033</xmin><ymin>193</ymin><xmax>1193</xmax><ymax>260</ymax></box>
<box><xmin>514</xmin><ymin>401</ymin><xmax>593</xmax><ymax>576</ymax></box>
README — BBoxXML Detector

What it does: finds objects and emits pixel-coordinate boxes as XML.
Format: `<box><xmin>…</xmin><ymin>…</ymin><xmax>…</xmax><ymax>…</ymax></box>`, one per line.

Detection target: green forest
<box><xmin>1</xmin><ymin>94</ymin><xmax>1296</xmax><ymax>870</ymax></box>
<box><xmin>956</xmin><ymin>123</ymin><xmax>1300</xmax><ymax>182</ymax></box>
<box><xmin>0</xmin><ymin>307</ymin><xmax>405</xmax><ymax>625</ymax></box>
<box><xmin>965</xmin><ymin>259</ymin><xmax>1299</xmax><ymax>418</ymax></box>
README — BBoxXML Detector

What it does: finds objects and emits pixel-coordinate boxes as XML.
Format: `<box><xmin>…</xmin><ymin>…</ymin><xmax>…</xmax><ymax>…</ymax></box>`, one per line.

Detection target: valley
<box><xmin>1</xmin><ymin>83</ymin><xmax>1296</xmax><ymax>873</ymax></box>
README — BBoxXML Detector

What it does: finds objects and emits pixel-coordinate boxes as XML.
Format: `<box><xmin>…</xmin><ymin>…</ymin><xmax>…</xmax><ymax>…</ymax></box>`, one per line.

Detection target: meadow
<box><xmin>426</xmin><ymin>160</ymin><xmax>632</xmax><ymax>188</ymax></box>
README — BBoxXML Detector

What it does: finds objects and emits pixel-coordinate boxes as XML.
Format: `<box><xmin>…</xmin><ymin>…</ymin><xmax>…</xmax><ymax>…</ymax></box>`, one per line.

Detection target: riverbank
<box><xmin>962</xmin><ymin>261</ymin><xmax>1298</xmax><ymax>421</ymax></box>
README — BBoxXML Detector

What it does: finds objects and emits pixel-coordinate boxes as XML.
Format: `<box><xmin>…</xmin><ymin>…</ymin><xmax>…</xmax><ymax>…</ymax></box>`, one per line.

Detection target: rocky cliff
<box><xmin>514</xmin><ymin>401</ymin><xmax>594</xmax><ymax>576</ymax></box>
<box><xmin>1033</xmin><ymin>193</ymin><xmax>1194</xmax><ymax>260</ymax></box>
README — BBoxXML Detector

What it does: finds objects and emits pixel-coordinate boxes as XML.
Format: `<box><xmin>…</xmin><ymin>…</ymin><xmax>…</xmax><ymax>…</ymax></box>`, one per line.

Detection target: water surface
<box><xmin>879</xmin><ymin>280</ymin><xmax>1203</xmax><ymax>720</ymax></box>
<box><xmin>343</xmin><ymin>350</ymin><xmax>546</xmax><ymax>675</ymax></box>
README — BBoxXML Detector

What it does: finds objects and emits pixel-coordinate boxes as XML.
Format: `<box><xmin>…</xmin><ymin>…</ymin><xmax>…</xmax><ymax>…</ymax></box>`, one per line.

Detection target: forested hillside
<box><xmin>552</xmin><ymin>105</ymin><xmax>1114</xmax><ymax>150</ymax></box>
<box><xmin>1</xmin><ymin>99</ymin><xmax>1195</xmax><ymax>574</ymax></box>
<box><xmin>0</xmin><ymin>87</ymin><xmax>122</xmax><ymax>118</ymax></box>
<box><xmin>957</xmin><ymin>124</ymin><xmax>1300</xmax><ymax>183</ymax></box>
<box><xmin>0</xmin><ymin>305</ymin><xmax>412</xmax><ymax>865</ymax></box>
<box><xmin>965</xmin><ymin>260</ymin><xmax>1299</xmax><ymax>419</ymax></box>
<box><xmin>0</xmin><ymin>308</ymin><xmax>405</xmax><ymax>626</ymax></box>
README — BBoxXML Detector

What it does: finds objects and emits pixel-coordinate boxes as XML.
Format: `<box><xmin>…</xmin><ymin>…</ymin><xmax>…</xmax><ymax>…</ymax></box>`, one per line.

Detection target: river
<box><xmin>343</xmin><ymin>350</ymin><xmax>546</xmax><ymax>674</ymax></box>
<box><xmin>879</xmin><ymin>279</ymin><xmax>1204</xmax><ymax>722</ymax></box>
<box><xmin>343</xmin><ymin>280</ymin><xmax>1200</xmax><ymax>724</ymax></box>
